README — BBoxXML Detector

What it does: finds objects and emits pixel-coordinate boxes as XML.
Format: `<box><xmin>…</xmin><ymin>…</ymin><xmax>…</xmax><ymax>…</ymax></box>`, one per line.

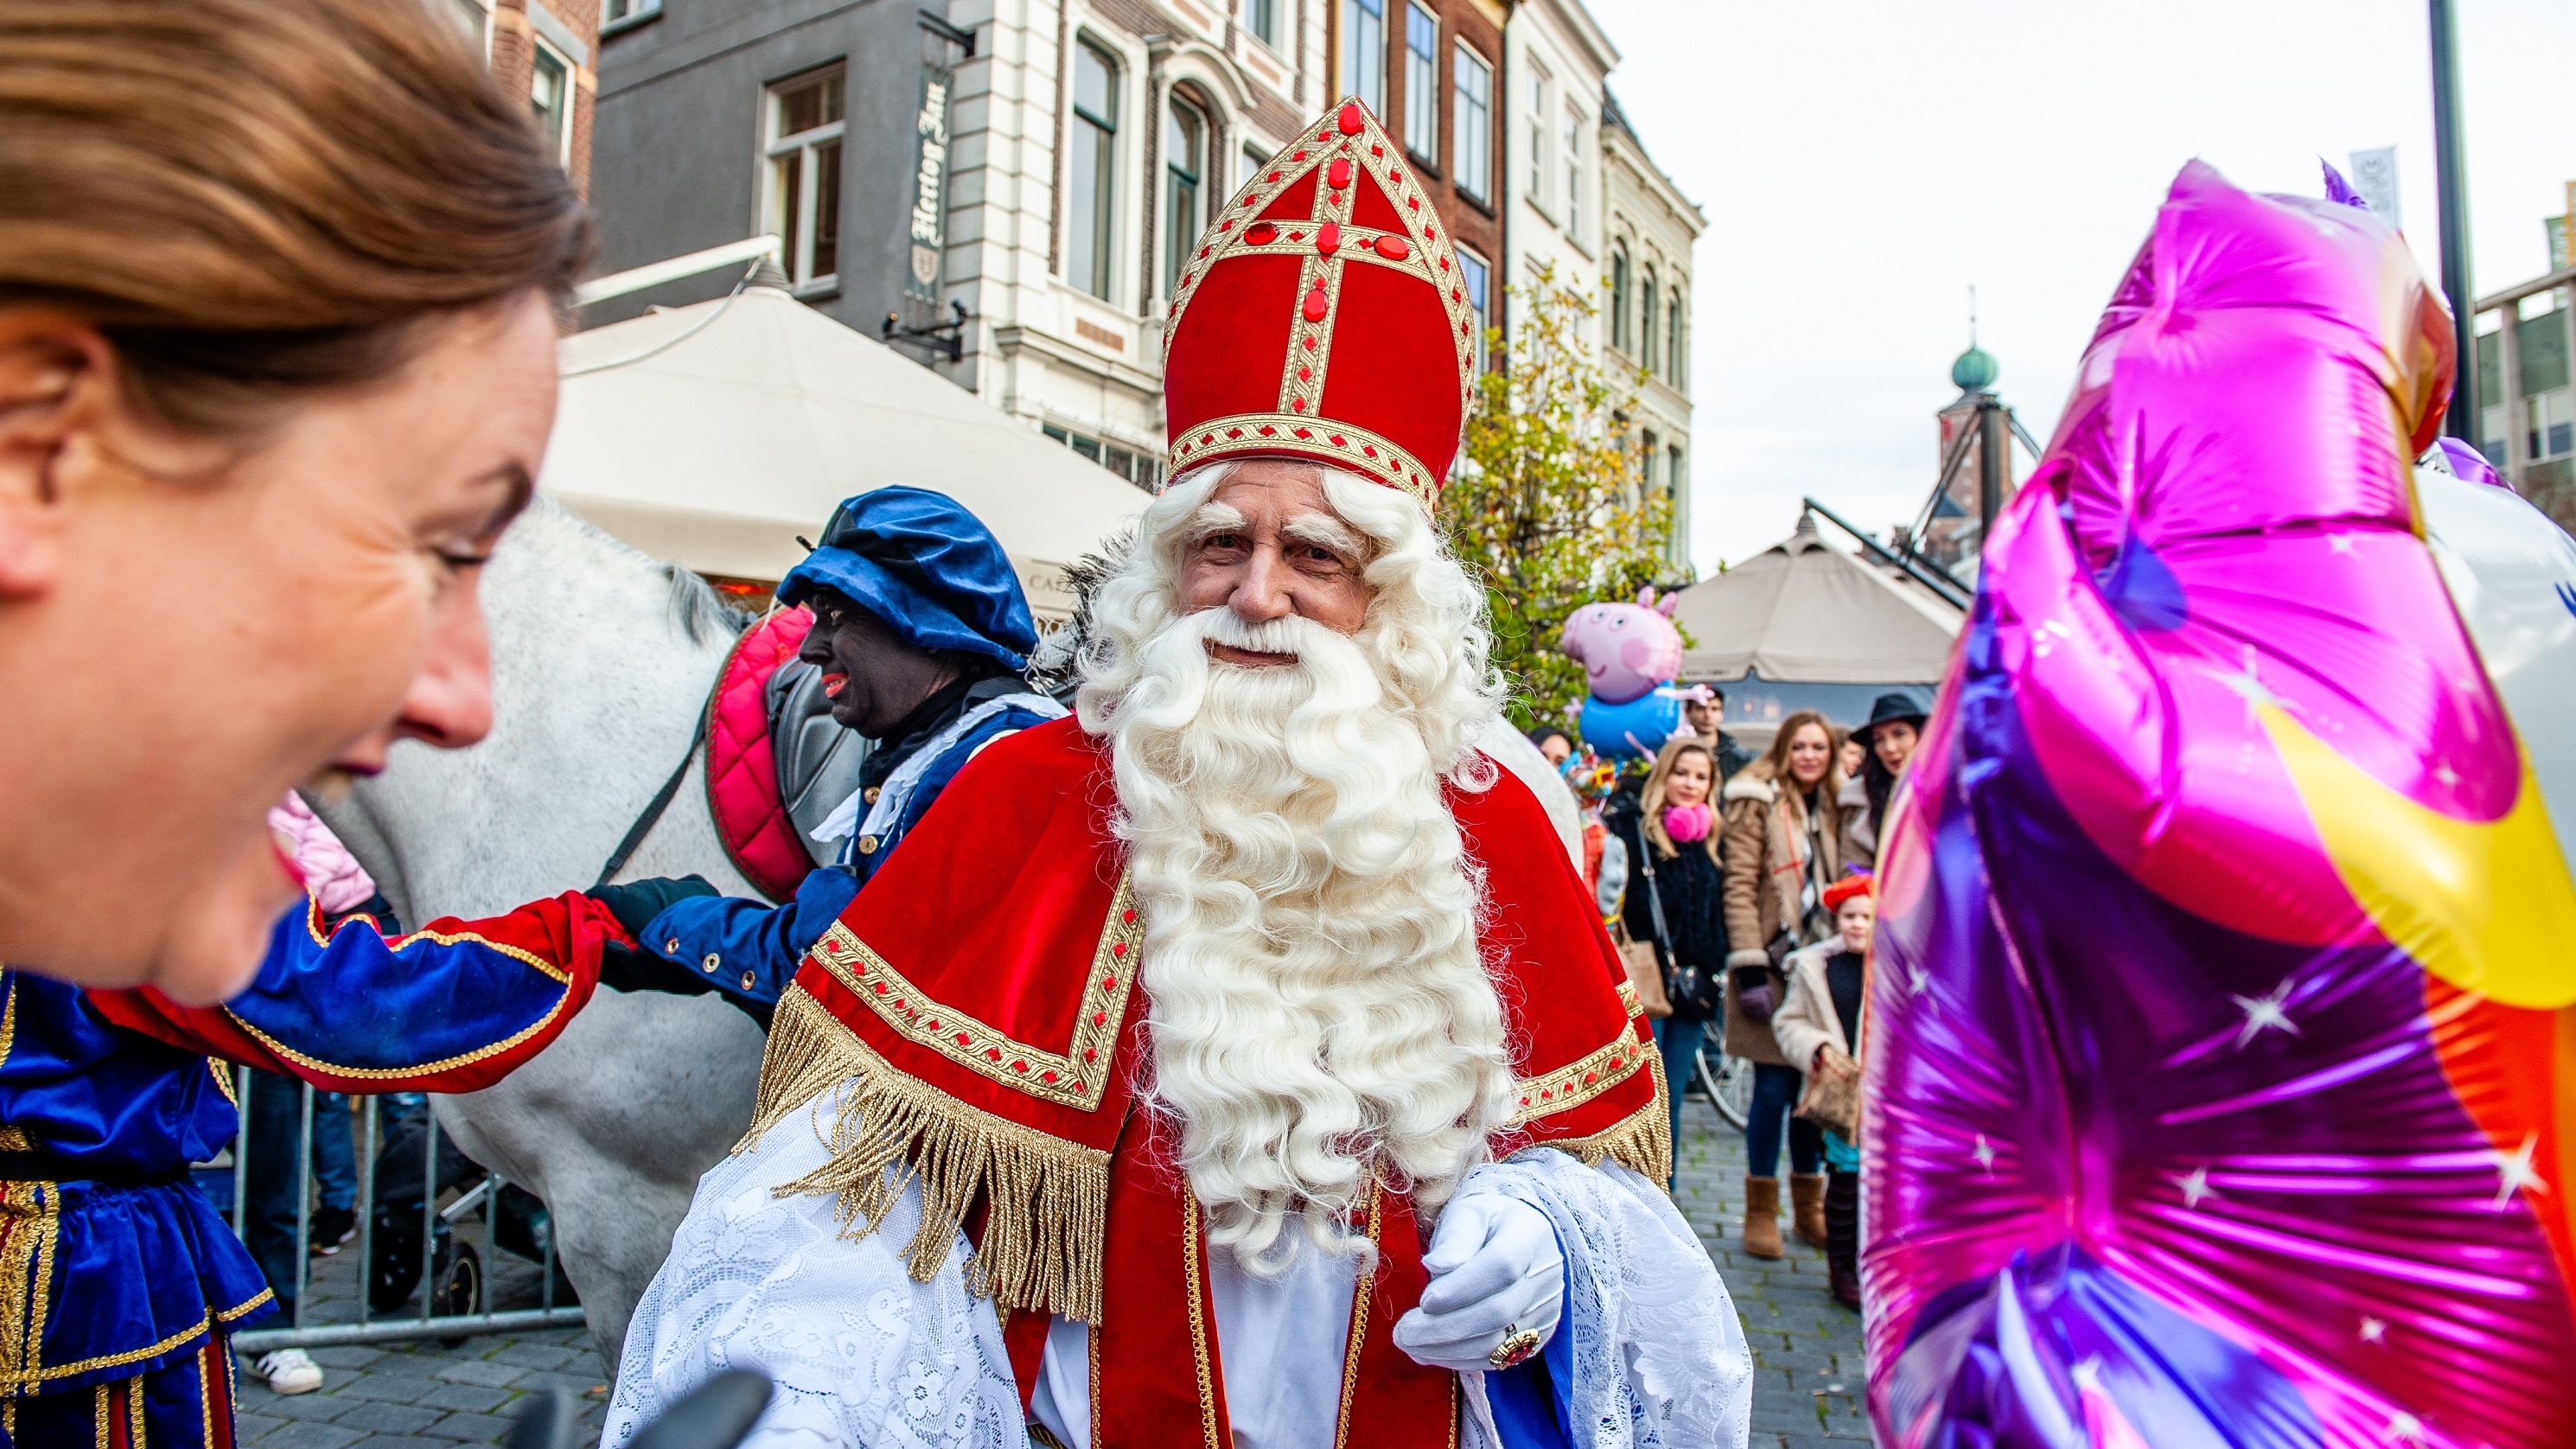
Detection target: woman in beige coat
<box><xmin>1718</xmin><ymin>710</ymin><xmax>1842</xmax><ymax>1258</ymax></box>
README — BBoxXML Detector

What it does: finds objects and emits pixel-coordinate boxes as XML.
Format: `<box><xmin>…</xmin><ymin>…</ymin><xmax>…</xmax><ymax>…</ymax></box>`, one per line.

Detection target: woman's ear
<box><xmin>0</xmin><ymin>310</ymin><xmax>130</xmax><ymax>600</ymax></box>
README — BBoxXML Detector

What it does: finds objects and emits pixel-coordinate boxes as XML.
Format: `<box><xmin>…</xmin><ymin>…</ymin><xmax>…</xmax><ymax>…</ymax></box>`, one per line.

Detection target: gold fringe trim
<box><xmin>743</xmin><ymin>986</ymin><xmax>1111</xmax><ymax>1322</ymax></box>
<box><xmin>1550</xmin><ymin>1053</ymin><xmax>1675</xmax><ymax>1188</ymax></box>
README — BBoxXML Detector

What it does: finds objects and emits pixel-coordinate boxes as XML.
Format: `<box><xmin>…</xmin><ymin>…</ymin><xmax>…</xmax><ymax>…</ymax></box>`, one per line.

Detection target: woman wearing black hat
<box><xmin>1838</xmin><ymin>693</ymin><xmax>1927</xmax><ymax>870</ymax></box>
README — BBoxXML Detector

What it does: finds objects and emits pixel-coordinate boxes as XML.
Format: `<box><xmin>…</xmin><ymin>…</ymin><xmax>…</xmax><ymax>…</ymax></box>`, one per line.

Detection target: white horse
<box><xmin>318</xmin><ymin>501</ymin><xmax>1583</xmax><ymax>1363</ymax></box>
<box><xmin>314</xmin><ymin>502</ymin><xmax>768</xmax><ymax>1361</ymax></box>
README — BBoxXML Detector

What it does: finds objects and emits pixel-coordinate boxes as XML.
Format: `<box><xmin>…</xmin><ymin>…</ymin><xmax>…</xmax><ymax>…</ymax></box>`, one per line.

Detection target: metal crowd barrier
<box><xmin>221</xmin><ymin>1070</ymin><xmax>583</xmax><ymax>1353</ymax></box>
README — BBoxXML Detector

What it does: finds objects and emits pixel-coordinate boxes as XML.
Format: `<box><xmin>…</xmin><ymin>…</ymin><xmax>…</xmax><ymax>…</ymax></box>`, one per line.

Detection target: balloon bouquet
<box><xmin>1559</xmin><ymin>587</ymin><xmax>1695</xmax><ymax>763</ymax></box>
<box><xmin>1867</xmin><ymin>162</ymin><xmax>2576</xmax><ymax>1445</ymax></box>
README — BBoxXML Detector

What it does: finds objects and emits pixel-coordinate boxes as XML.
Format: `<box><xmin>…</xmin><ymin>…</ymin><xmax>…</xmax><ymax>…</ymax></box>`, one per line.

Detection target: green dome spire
<box><xmin>1951</xmin><ymin>344</ymin><xmax>1998</xmax><ymax>393</ymax></box>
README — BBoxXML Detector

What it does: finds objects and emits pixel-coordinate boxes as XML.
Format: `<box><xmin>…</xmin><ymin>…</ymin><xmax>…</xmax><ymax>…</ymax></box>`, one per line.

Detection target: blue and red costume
<box><xmin>0</xmin><ymin>891</ymin><xmax>623</xmax><ymax>1447</ymax></box>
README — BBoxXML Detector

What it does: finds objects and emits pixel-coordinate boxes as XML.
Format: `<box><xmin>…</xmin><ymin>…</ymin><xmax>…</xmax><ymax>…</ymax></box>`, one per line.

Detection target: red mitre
<box><xmin>1162</xmin><ymin>98</ymin><xmax>1476</xmax><ymax>507</ymax></box>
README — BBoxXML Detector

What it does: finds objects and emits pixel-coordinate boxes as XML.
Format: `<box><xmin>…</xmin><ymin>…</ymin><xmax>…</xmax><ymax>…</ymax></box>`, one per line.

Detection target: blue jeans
<box><xmin>241</xmin><ymin>1073</ymin><xmax>357</xmax><ymax>1316</ymax></box>
<box><xmin>1745</xmin><ymin>1061</ymin><xmax>1822</xmax><ymax>1178</ymax></box>
<box><xmin>1648</xmin><ymin>1016</ymin><xmax>1705</xmax><ymax>1185</ymax></box>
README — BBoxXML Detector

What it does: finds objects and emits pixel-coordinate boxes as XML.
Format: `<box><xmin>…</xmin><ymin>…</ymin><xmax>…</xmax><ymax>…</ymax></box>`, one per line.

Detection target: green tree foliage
<box><xmin>1444</xmin><ymin>260</ymin><xmax>1680</xmax><ymax>730</ymax></box>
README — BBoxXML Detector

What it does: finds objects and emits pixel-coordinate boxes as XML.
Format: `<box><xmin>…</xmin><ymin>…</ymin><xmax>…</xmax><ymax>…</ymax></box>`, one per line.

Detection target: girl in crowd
<box><xmin>1839</xmin><ymin>693</ymin><xmax>1928</xmax><ymax>870</ymax></box>
<box><xmin>1718</xmin><ymin>711</ymin><xmax>1843</xmax><ymax>1258</ymax></box>
<box><xmin>1608</xmin><ymin>739</ymin><xmax>1728</xmax><ymax>1175</ymax></box>
<box><xmin>1774</xmin><ymin>876</ymin><xmax>1875</xmax><ymax>1310</ymax></box>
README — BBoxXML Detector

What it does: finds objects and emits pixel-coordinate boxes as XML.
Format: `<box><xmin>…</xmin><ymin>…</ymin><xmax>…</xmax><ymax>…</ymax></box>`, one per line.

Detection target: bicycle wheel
<box><xmin>1695</xmin><ymin>1041</ymin><xmax>1754</xmax><ymax>1131</ymax></box>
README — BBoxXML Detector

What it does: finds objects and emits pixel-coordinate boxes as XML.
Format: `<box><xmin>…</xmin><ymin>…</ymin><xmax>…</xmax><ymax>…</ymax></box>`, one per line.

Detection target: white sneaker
<box><xmin>252</xmin><ymin>1347</ymin><xmax>324</xmax><ymax>1395</ymax></box>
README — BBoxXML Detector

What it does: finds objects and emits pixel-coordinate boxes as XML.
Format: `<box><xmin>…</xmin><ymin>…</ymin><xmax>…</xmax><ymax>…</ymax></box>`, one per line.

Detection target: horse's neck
<box><xmin>328</xmin><ymin>507</ymin><xmax>753</xmax><ymax>922</ymax></box>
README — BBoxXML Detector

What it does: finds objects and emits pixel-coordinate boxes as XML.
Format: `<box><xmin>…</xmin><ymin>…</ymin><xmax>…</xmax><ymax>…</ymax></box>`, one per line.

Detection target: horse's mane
<box><xmin>520</xmin><ymin>496</ymin><xmax>750</xmax><ymax>646</ymax></box>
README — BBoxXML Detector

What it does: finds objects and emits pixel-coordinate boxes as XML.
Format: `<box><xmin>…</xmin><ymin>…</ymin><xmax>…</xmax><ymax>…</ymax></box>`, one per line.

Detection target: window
<box><xmin>1240</xmin><ymin>143</ymin><xmax>1267</xmax><ymax>189</ymax></box>
<box><xmin>603</xmin><ymin>0</ymin><xmax>659</xmax><ymax>25</ymax></box>
<box><xmin>1457</xmin><ymin>245</ymin><xmax>1491</xmax><ymax>373</ymax></box>
<box><xmin>530</xmin><ymin>39</ymin><xmax>573</xmax><ymax>164</ymax></box>
<box><xmin>1163</xmin><ymin>98</ymin><xmax>1207</xmax><ymax>300</ymax></box>
<box><xmin>1667</xmin><ymin>444</ymin><xmax>1685</xmax><ymax>499</ymax></box>
<box><xmin>1403</xmin><ymin>5</ymin><xmax>1438</xmax><ymax>161</ymax></box>
<box><xmin>1667</xmin><ymin>288</ymin><xmax>1686</xmax><ymax>389</ymax></box>
<box><xmin>1640</xmin><ymin>428</ymin><xmax>1660</xmax><ymax>492</ymax></box>
<box><xmin>1043</xmin><ymin>424</ymin><xmax>1164</xmax><ymax>492</ymax></box>
<box><xmin>1451</xmin><ymin>45</ymin><xmax>1491</xmax><ymax>205</ymax></box>
<box><xmin>1608</xmin><ymin>245</ymin><xmax>1630</xmax><ymax>354</ymax></box>
<box><xmin>1342</xmin><ymin>0</ymin><xmax>1385</xmax><ymax>117</ymax></box>
<box><xmin>765</xmin><ymin>69</ymin><xmax>845</xmax><ymax>290</ymax></box>
<box><xmin>1640</xmin><ymin>266</ymin><xmax>1658</xmax><ymax>374</ymax></box>
<box><xmin>1068</xmin><ymin>41</ymin><xmax>1119</xmax><ymax>302</ymax></box>
<box><xmin>1245</xmin><ymin>0</ymin><xmax>1280</xmax><ymax>49</ymax></box>
<box><xmin>1523</xmin><ymin>63</ymin><xmax>1550</xmax><ymax>207</ymax></box>
<box><xmin>1561</xmin><ymin>105</ymin><xmax>1584</xmax><ymax>244</ymax></box>
<box><xmin>443</xmin><ymin>0</ymin><xmax>492</xmax><ymax>56</ymax></box>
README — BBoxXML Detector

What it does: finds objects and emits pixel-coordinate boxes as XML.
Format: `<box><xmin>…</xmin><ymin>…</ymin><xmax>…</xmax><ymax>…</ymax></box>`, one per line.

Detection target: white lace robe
<box><xmin>603</xmin><ymin>1088</ymin><xmax>1750</xmax><ymax>1449</ymax></box>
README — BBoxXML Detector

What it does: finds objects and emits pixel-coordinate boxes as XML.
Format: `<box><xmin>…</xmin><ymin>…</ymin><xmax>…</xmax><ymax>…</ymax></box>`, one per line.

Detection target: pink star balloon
<box><xmin>1866</xmin><ymin>162</ymin><xmax>2576</xmax><ymax>1448</ymax></box>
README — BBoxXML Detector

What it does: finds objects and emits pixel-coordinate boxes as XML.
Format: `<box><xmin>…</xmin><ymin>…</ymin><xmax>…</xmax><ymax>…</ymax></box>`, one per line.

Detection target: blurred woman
<box><xmin>0</xmin><ymin>0</ymin><xmax>590</xmax><ymax>1004</ymax></box>
<box><xmin>1718</xmin><ymin>710</ymin><xmax>1843</xmax><ymax>1258</ymax></box>
<box><xmin>1607</xmin><ymin>739</ymin><xmax>1727</xmax><ymax>1175</ymax></box>
<box><xmin>0</xmin><ymin>3</ymin><xmax>641</xmax><ymax>1439</ymax></box>
<box><xmin>1838</xmin><ymin>693</ymin><xmax>1927</xmax><ymax>870</ymax></box>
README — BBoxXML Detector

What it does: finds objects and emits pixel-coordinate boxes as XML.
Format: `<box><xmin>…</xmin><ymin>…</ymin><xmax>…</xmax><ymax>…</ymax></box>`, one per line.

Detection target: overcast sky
<box><xmin>1584</xmin><ymin>0</ymin><xmax>2576</xmax><ymax>573</ymax></box>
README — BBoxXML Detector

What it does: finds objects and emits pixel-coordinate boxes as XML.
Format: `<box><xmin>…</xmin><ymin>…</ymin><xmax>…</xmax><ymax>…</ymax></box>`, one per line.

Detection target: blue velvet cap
<box><xmin>778</xmin><ymin>487</ymin><xmax>1037</xmax><ymax>672</ymax></box>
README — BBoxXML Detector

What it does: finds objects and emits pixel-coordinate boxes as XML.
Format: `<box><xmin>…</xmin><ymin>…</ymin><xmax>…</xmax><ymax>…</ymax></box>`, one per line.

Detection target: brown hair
<box><xmin>1636</xmin><ymin>738</ymin><xmax>1718</xmax><ymax>862</ymax></box>
<box><xmin>0</xmin><ymin>0</ymin><xmax>591</xmax><ymax>433</ymax></box>
<box><xmin>1749</xmin><ymin>708</ymin><xmax>1842</xmax><ymax>820</ymax></box>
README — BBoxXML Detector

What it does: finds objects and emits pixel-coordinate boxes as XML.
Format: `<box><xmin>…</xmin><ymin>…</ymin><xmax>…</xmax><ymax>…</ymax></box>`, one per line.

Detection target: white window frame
<box><xmin>529</xmin><ymin>34</ymin><xmax>575</xmax><ymax>167</ymax></box>
<box><xmin>1163</xmin><ymin>94</ymin><xmax>1208</xmax><ymax>302</ymax></box>
<box><xmin>1240</xmin><ymin>142</ymin><xmax>1268</xmax><ymax>189</ymax></box>
<box><xmin>1451</xmin><ymin>43</ymin><xmax>1491</xmax><ymax>206</ymax></box>
<box><xmin>1457</xmin><ymin>243</ymin><xmax>1492</xmax><ymax>374</ymax></box>
<box><xmin>762</xmin><ymin>67</ymin><xmax>847</xmax><ymax>295</ymax></box>
<box><xmin>443</xmin><ymin>0</ymin><xmax>494</xmax><ymax>62</ymax></box>
<box><xmin>1244</xmin><ymin>0</ymin><xmax>1281</xmax><ymax>51</ymax></box>
<box><xmin>602</xmin><ymin>0</ymin><xmax>660</xmax><ymax>29</ymax></box>
<box><xmin>1523</xmin><ymin>62</ymin><xmax>1552</xmax><ymax>216</ymax></box>
<box><xmin>1066</xmin><ymin>39</ymin><xmax>1122</xmax><ymax>303</ymax></box>
<box><xmin>1639</xmin><ymin>265</ymin><xmax>1658</xmax><ymax>375</ymax></box>
<box><xmin>1561</xmin><ymin>103</ymin><xmax>1586</xmax><ymax>246</ymax></box>
<box><xmin>1343</xmin><ymin>0</ymin><xmax>1387</xmax><ymax>118</ymax></box>
<box><xmin>1402</xmin><ymin>4</ymin><xmax>1438</xmax><ymax>163</ymax></box>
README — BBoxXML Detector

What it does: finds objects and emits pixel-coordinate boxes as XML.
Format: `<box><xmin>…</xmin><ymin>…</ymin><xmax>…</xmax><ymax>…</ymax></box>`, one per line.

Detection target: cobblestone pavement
<box><xmin>237</xmin><ymin>1089</ymin><xmax>1872</xmax><ymax>1447</ymax></box>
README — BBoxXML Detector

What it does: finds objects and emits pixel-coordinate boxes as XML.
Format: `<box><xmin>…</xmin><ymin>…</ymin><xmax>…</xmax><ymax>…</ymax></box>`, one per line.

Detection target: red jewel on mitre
<box><xmin>1161</xmin><ymin>98</ymin><xmax>1475</xmax><ymax>508</ymax></box>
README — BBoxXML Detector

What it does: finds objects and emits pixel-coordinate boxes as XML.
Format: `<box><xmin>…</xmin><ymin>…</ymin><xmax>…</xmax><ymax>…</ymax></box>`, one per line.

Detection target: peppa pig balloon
<box><xmin>1561</xmin><ymin>588</ymin><xmax>1689</xmax><ymax>760</ymax></box>
<box><xmin>1867</xmin><ymin>160</ymin><xmax>2576</xmax><ymax>1448</ymax></box>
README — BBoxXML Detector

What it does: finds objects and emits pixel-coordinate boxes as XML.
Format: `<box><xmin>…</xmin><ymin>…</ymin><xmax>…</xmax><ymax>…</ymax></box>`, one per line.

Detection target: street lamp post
<box><xmin>2429</xmin><ymin>0</ymin><xmax>2479</xmax><ymax>440</ymax></box>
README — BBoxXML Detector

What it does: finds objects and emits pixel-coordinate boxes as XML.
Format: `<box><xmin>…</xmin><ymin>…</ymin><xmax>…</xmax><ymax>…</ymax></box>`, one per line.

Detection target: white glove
<box><xmin>1392</xmin><ymin>1190</ymin><xmax>1565</xmax><ymax>1373</ymax></box>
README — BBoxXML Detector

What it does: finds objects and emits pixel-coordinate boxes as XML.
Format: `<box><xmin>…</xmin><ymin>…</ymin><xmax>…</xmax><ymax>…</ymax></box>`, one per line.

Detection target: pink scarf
<box><xmin>1662</xmin><ymin>801</ymin><xmax>1715</xmax><ymax>844</ymax></box>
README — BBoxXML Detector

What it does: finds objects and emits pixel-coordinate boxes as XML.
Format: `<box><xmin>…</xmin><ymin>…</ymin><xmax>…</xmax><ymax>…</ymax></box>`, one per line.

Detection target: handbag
<box><xmin>1795</xmin><ymin>1044</ymin><xmax>1863</xmax><ymax>1141</ymax></box>
<box><xmin>1634</xmin><ymin>842</ymin><xmax>1725</xmax><ymax>1021</ymax></box>
<box><xmin>1617</xmin><ymin>928</ymin><xmax>1674</xmax><ymax>1019</ymax></box>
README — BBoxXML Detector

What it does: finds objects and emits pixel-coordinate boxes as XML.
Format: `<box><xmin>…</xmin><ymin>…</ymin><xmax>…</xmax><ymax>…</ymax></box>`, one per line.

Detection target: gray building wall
<box><xmin>586</xmin><ymin>0</ymin><xmax>960</xmax><ymax>340</ymax></box>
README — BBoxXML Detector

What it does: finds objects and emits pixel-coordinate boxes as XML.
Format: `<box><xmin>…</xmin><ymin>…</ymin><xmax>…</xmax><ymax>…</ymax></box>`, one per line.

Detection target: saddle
<box><xmin>704</xmin><ymin>608</ymin><xmax>872</xmax><ymax>902</ymax></box>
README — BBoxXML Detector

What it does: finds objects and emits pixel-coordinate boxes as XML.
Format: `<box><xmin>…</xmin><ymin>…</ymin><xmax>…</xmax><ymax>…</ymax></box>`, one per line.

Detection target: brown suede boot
<box><xmin>1790</xmin><ymin>1171</ymin><xmax>1830</xmax><ymax>1249</ymax></box>
<box><xmin>1742</xmin><ymin>1176</ymin><xmax>1784</xmax><ymax>1260</ymax></box>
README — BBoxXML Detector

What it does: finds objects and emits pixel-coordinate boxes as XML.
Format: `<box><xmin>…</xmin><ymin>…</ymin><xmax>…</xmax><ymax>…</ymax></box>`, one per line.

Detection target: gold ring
<box><xmin>1487</xmin><ymin>1327</ymin><xmax>1544</xmax><ymax>1370</ymax></box>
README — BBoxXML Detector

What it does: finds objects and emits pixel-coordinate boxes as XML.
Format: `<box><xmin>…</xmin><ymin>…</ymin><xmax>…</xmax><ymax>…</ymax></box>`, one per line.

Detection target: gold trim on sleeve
<box><xmin>803</xmin><ymin>878</ymin><xmax>1142</xmax><ymax>1111</ymax></box>
<box><xmin>1507</xmin><ymin>1026</ymin><xmax>1653</xmax><ymax>1127</ymax></box>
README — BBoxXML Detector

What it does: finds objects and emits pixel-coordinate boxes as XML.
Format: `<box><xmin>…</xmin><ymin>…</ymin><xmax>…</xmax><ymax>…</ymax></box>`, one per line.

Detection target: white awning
<box><xmin>540</xmin><ymin>284</ymin><xmax>1156</xmax><ymax>616</ymax></box>
<box><xmin>1672</xmin><ymin>514</ymin><xmax>1964</xmax><ymax>685</ymax></box>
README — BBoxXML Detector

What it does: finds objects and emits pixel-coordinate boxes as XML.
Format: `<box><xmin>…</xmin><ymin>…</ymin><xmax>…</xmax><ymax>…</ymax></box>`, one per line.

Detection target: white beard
<box><xmin>1092</xmin><ymin>602</ymin><xmax>1514</xmax><ymax>1274</ymax></box>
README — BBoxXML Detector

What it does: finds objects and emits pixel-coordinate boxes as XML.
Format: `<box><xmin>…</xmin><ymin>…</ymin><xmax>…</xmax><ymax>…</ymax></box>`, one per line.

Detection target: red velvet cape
<box><xmin>743</xmin><ymin>717</ymin><xmax>1666</xmax><ymax>1439</ymax></box>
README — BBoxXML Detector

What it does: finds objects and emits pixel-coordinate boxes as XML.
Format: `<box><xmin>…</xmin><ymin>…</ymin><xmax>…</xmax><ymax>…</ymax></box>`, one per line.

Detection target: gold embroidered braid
<box><xmin>1545</xmin><ymin>1068</ymin><xmax>1674</xmax><ymax>1188</ymax></box>
<box><xmin>751</xmin><ymin>988</ymin><xmax>1112</xmax><ymax>1322</ymax></box>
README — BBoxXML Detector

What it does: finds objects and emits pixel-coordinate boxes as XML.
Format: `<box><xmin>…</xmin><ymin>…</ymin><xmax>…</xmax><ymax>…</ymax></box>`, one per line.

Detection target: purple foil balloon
<box><xmin>1865</xmin><ymin>162</ymin><xmax>2576</xmax><ymax>1448</ymax></box>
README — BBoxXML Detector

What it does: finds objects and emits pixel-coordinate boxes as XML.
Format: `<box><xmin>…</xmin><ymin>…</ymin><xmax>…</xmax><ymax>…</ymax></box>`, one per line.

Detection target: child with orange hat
<box><xmin>1773</xmin><ymin>872</ymin><xmax>1874</xmax><ymax>1310</ymax></box>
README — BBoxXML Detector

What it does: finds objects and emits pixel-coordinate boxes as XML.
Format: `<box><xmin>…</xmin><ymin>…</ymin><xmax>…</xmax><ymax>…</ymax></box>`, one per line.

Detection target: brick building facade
<box><xmin>443</xmin><ymin>0</ymin><xmax>602</xmax><ymax>190</ymax></box>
